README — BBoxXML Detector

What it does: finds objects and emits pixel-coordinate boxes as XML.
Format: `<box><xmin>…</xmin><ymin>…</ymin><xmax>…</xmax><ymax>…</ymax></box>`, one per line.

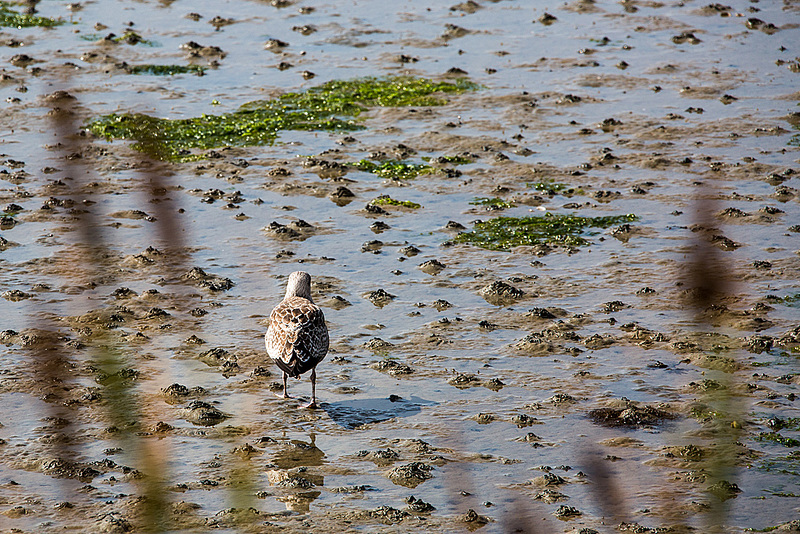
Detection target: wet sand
<box><xmin>1</xmin><ymin>0</ymin><xmax>799</xmax><ymax>532</ymax></box>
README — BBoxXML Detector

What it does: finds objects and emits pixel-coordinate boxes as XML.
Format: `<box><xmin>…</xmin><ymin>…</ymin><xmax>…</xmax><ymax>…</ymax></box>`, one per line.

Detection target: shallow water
<box><xmin>1</xmin><ymin>0</ymin><xmax>799</xmax><ymax>532</ymax></box>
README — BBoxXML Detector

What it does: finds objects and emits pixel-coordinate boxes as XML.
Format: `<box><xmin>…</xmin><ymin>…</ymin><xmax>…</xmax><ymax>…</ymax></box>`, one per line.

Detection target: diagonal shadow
<box><xmin>322</xmin><ymin>395</ymin><xmax>435</xmax><ymax>429</ymax></box>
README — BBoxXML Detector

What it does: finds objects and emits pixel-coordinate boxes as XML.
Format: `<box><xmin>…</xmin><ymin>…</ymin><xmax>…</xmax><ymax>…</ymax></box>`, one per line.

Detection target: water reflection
<box><xmin>271</xmin><ymin>435</ymin><xmax>325</xmax><ymax>469</ymax></box>
<box><xmin>323</xmin><ymin>395</ymin><xmax>435</xmax><ymax>430</ymax></box>
<box><xmin>276</xmin><ymin>491</ymin><xmax>321</xmax><ymax>514</ymax></box>
<box><xmin>268</xmin><ymin>434</ymin><xmax>325</xmax><ymax>513</ymax></box>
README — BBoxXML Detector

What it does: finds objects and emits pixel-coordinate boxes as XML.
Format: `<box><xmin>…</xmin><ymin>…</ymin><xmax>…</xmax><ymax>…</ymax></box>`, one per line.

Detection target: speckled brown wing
<box><xmin>265</xmin><ymin>296</ymin><xmax>329</xmax><ymax>378</ymax></box>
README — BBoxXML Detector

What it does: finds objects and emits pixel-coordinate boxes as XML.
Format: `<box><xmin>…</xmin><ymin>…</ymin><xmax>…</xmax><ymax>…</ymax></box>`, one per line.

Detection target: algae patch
<box><xmin>455</xmin><ymin>213</ymin><xmax>638</xmax><ymax>250</ymax></box>
<box><xmin>369</xmin><ymin>196</ymin><xmax>421</xmax><ymax>209</ymax></box>
<box><xmin>126</xmin><ymin>64</ymin><xmax>207</xmax><ymax>76</ymax></box>
<box><xmin>766</xmin><ymin>293</ymin><xmax>800</xmax><ymax>307</ymax></box>
<box><xmin>86</xmin><ymin>76</ymin><xmax>480</xmax><ymax>161</ymax></box>
<box><xmin>0</xmin><ymin>2</ymin><xmax>63</xmax><ymax>27</ymax></box>
<box><xmin>470</xmin><ymin>197</ymin><xmax>514</xmax><ymax>210</ymax></box>
<box><xmin>756</xmin><ymin>432</ymin><xmax>800</xmax><ymax>448</ymax></box>
<box><xmin>109</xmin><ymin>30</ymin><xmax>155</xmax><ymax>46</ymax></box>
<box><xmin>528</xmin><ymin>181</ymin><xmax>582</xmax><ymax>197</ymax></box>
<box><xmin>759</xmin><ymin>451</ymin><xmax>800</xmax><ymax>478</ymax></box>
<box><xmin>421</xmin><ymin>155</ymin><xmax>473</xmax><ymax>165</ymax></box>
<box><xmin>352</xmin><ymin>159</ymin><xmax>435</xmax><ymax>180</ymax></box>
<box><xmin>78</xmin><ymin>30</ymin><xmax>157</xmax><ymax>46</ymax></box>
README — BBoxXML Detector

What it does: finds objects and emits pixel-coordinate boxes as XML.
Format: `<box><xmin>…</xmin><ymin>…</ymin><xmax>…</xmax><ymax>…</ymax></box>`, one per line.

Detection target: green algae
<box><xmin>761</xmin><ymin>418</ymin><xmax>800</xmax><ymax>431</ymax></box>
<box><xmin>78</xmin><ymin>31</ymin><xmax>156</xmax><ymax>45</ymax></box>
<box><xmin>87</xmin><ymin>76</ymin><xmax>480</xmax><ymax>161</ymax></box>
<box><xmin>0</xmin><ymin>2</ymin><xmax>63</xmax><ymax>27</ymax></box>
<box><xmin>765</xmin><ymin>292</ymin><xmax>800</xmax><ymax>307</ymax></box>
<box><xmin>351</xmin><ymin>159</ymin><xmax>436</xmax><ymax>180</ymax></box>
<box><xmin>749</xmin><ymin>524</ymin><xmax>793</xmax><ymax>533</ymax></box>
<box><xmin>370</xmin><ymin>196</ymin><xmax>421</xmax><ymax>209</ymax></box>
<box><xmin>783</xmin><ymin>293</ymin><xmax>800</xmax><ymax>305</ymax></box>
<box><xmin>470</xmin><ymin>197</ymin><xmax>514</xmax><ymax>210</ymax></box>
<box><xmin>112</xmin><ymin>30</ymin><xmax>153</xmax><ymax>45</ymax></box>
<box><xmin>784</xmin><ymin>418</ymin><xmax>800</xmax><ymax>430</ymax></box>
<box><xmin>528</xmin><ymin>181</ymin><xmax>582</xmax><ymax>196</ymax></box>
<box><xmin>758</xmin><ymin>451</ymin><xmax>800</xmax><ymax>479</ymax></box>
<box><xmin>756</xmin><ymin>432</ymin><xmax>800</xmax><ymax>448</ymax></box>
<box><xmin>126</xmin><ymin>64</ymin><xmax>207</xmax><ymax>76</ymax></box>
<box><xmin>421</xmin><ymin>155</ymin><xmax>473</xmax><ymax>165</ymax></box>
<box><xmin>454</xmin><ymin>212</ymin><xmax>638</xmax><ymax>251</ymax></box>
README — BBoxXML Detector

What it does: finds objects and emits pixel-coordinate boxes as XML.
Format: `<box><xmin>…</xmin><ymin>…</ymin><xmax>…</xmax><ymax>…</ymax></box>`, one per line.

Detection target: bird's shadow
<box><xmin>321</xmin><ymin>395</ymin><xmax>435</xmax><ymax>429</ymax></box>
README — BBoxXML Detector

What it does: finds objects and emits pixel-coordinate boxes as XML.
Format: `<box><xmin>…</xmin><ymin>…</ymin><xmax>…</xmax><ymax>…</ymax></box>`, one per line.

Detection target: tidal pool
<box><xmin>1</xmin><ymin>0</ymin><xmax>799</xmax><ymax>532</ymax></box>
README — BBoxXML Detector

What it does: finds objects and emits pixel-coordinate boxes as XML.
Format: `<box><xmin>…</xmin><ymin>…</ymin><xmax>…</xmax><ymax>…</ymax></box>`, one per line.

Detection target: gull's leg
<box><xmin>305</xmin><ymin>368</ymin><xmax>318</xmax><ymax>409</ymax></box>
<box><xmin>276</xmin><ymin>371</ymin><xmax>292</xmax><ymax>399</ymax></box>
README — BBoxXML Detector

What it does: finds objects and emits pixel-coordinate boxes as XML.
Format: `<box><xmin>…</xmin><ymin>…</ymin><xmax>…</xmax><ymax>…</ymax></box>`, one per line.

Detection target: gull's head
<box><xmin>285</xmin><ymin>271</ymin><xmax>313</xmax><ymax>300</ymax></box>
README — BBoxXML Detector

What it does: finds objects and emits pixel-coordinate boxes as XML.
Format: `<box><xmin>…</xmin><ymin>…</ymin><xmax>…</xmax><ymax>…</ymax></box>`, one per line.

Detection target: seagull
<box><xmin>265</xmin><ymin>271</ymin><xmax>329</xmax><ymax>408</ymax></box>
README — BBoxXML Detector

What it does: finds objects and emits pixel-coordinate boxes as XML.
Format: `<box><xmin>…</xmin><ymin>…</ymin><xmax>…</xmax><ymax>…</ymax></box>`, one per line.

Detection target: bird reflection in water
<box><xmin>267</xmin><ymin>434</ymin><xmax>325</xmax><ymax>513</ymax></box>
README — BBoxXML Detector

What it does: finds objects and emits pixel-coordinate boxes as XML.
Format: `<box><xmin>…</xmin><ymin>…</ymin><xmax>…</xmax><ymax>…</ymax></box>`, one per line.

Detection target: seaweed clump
<box><xmin>0</xmin><ymin>2</ymin><xmax>63</xmax><ymax>27</ymax></box>
<box><xmin>351</xmin><ymin>159</ymin><xmax>435</xmax><ymax>180</ymax></box>
<box><xmin>126</xmin><ymin>64</ymin><xmax>207</xmax><ymax>76</ymax></box>
<box><xmin>589</xmin><ymin>401</ymin><xmax>674</xmax><ymax>428</ymax></box>
<box><xmin>87</xmin><ymin>76</ymin><xmax>480</xmax><ymax>162</ymax></box>
<box><xmin>108</xmin><ymin>30</ymin><xmax>154</xmax><ymax>46</ymax></box>
<box><xmin>422</xmin><ymin>154</ymin><xmax>473</xmax><ymax>165</ymax></box>
<box><xmin>455</xmin><ymin>212</ymin><xmax>638</xmax><ymax>251</ymax></box>
<box><xmin>529</xmin><ymin>181</ymin><xmax>582</xmax><ymax>196</ymax></box>
<box><xmin>369</xmin><ymin>196</ymin><xmax>421</xmax><ymax>209</ymax></box>
<box><xmin>471</xmin><ymin>197</ymin><xmax>514</xmax><ymax>210</ymax></box>
<box><xmin>755</xmin><ymin>432</ymin><xmax>800</xmax><ymax>448</ymax></box>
